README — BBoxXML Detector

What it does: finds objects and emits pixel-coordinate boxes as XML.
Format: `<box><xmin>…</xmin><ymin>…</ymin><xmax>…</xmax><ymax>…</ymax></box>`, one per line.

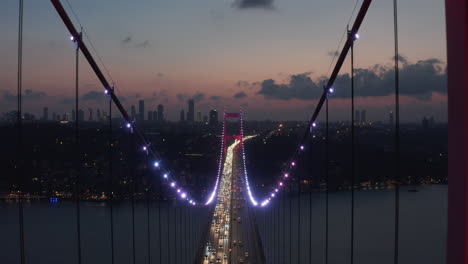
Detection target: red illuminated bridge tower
<box><xmin>223</xmin><ymin>112</ymin><xmax>245</xmax><ymax>154</ymax></box>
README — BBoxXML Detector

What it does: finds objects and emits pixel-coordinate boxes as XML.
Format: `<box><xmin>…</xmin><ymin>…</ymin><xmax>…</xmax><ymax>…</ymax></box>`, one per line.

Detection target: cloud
<box><xmin>236</xmin><ymin>80</ymin><xmax>250</xmax><ymax>87</ymax></box>
<box><xmin>2</xmin><ymin>89</ymin><xmax>47</xmax><ymax>102</ymax></box>
<box><xmin>327</xmin><ymin>50</ymin><xmax>340</xmax><ymax>57</ymax></box>
<box><xmin>257</xmin><ymin>58</ymin><xmax>446</xmax><ymax>101</ymax></box>
<box><xmin>177</xmin><ymin>92</ymin><xmax>205</xmax><ymax>103</ymax></box>
<box><xmin>232</xmin><ymin>0</ymin><xmax>274</xmax><ymax>9</ymax></box>
<box><xmin>81</xmin><ymin>90</ymin><xmax>107</xmax><ymax>102</ymax></box>
<box><xmin>258</xmin><ymin>72</ymin><xmax>321</xmax><ymax>100</ymax></box>
<box><xmin>59</xmin><ymin>90</ymin><xmax>129</xmax><ymax>104</ymax></box>
<box><xmin>210</xmin><ymin>96</ymin><xmax>223</xmax><ymax>101</ymax></box>
<box><xmin>121</xmin><ymin>35</ymin><xmax>151</xmax><ymax>48</ymax></box>
<box><xmin>176</xmin><ymin>94</ymin><xmax>187</xmax><ymax>102</ymax></box>
<box><xmin>192</xmin><ymin>93</ymin><xmax>205</xmax><ymax>102</ymax></box>
<box><xmin>233</xmin><ymin>91</ymin><xmax>248</xmax><ymax>99</ymax></box>
<box><xmin>122</xmin><ymin>35</ymin><xmax>132</xmax><ymax>44</ymax></box>
<box><xmin>135</xmin><ymin>40</ymin><xmax>151</xmax><ymax>48</ymax></box>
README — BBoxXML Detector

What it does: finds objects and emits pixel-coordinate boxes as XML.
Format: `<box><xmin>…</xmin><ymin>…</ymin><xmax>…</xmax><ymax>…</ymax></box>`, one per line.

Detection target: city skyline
<box><xmin>0</xmin><ymin>0</ymin><xmax>447</xmax><ymax>121</ymax></box>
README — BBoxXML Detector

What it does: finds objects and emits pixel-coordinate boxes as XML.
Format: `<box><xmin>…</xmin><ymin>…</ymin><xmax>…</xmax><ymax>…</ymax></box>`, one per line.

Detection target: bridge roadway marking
<box><xmin>202</xmin><ymin>137</ymin><xmax>259</xmax><ymax>264</ymax></box>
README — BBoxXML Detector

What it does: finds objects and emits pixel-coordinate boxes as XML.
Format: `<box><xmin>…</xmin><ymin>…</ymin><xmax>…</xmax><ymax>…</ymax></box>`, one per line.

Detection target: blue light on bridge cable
<box><xmin>163</xmin><ymin>173</ymin><xmax>168</xmax><ymax>179</ymax></box>
<box><xmin>329</xmin><ymin>88</ymin><xmax>334</xmax><ymax>93</ymax></box>
<box><xmin>70</xmin><ymin>36</ymin><xmax>74</xmax><ymax>41</ymax></box>
<box><xmin>355</xmin><ymin>33</ymin><xmax>360</xmax><ymax>40</ymax></box>
<box><xmin>300</xmin><ymin>145</ymin><xmax>305</xmax><ymax>150</ymax></box>
<box><xmin>126</xmin><ymin>123</ymin><xmax>131</xmax><ymax>128</ymax></box>
<box><xmin>153</xmin><ymin>161</ymin><xmax>160</xmax><ymax>168</ymax></box>
<box><xmin>171</xmin><ymin>182</ymin><xmax>176</xmax><ymax>188</ymax></box>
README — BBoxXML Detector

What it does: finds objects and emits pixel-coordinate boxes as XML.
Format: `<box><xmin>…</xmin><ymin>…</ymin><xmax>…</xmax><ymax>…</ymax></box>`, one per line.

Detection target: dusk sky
<box><xmin>1</xmin><ymin>0</ymin><xmax>447</xmax><ymax>122</ymax></box>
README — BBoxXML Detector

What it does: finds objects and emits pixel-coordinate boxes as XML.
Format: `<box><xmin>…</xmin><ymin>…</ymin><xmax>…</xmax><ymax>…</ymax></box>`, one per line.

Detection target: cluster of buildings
<box><xmin>177</xmin><ymin>99</ymin><xmax>219</xmax><ymax>126</ymax></box>
<box><xmin>130</xmin><ymin>100</ymin><xmax>165</xmax><ymax>122</ymax></box>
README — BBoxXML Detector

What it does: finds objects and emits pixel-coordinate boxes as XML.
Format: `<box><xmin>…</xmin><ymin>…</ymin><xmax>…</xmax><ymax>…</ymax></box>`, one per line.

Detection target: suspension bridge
<box><xmin>4</xmin><ymin>0</ymin><xmax>468</xmax><ymax>263</ymax></box>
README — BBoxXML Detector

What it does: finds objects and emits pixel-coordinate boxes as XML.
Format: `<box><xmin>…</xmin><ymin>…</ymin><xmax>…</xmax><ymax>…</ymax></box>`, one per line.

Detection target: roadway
<box><xmin>200</xmin><ymin>137</ymin><xmax>265</xmax><ymax>264</ymax></box>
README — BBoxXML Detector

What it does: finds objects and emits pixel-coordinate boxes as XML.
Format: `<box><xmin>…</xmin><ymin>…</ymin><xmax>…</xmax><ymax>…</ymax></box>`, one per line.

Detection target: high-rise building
<box><xmin>157</xmin><ymin>104</ymin><xmax>164</xmax><ymax>122</ymax></box>
<box><xmin>197</xmin><ymin>112</ymin><xmax>202</xmax><ymax>122</ymax></box>
<box><xmin>153</xmin><ymin>110</ymin><xmax>158</xmax><ymax>122</ymax></box>
<box><xmin>203</xmin><ymin>115</ymin><xmax>208</xmax><ymax>123</ymax></box>
<box><xmin>209</xmin><ymin>110</ymin><xmax>218</xmax><ymax>126</ymax></box>
<box><xmin>89</xmin><ymin>109</ymin><xmax>93</xmax><ymax>121</ymax></box>
<box><xmin>43</xmin><ymin>107</ymin><xmax>49</xmax><ymax>120</ymax></box>
<box><xmin>355</xmin><ymin>110</ymin><xmax>360</xmax><ymax>124</ymax></box>
<box><xmin>187</xmin><ymin>99</ymin><xmax>195</xmax><ymax>122</ymax></box>
<box><xmin>389</xmin><ymin>111</ymin><xmax>394</xmax><ymax>126</ymax></box>
<box><xmin>78</xmin><ymin>109</ymin><xmax>85</xmax><ymax>121</ymax></box>
<box><xmin>361</xmin><ymin>110</ymin><xmax>367</xmax><ymax>124</ymax></box>
<box><xmin>138</xmin><ymin>100</ymin><xmax>145</xmax><ymax>121</ymax></box>
<box><xmin>180</xmin><ymin>109</ymin><xmax>185</xmax><ymax>122</ymax></box>
<box><xmin>71</xmin><ymin>110</ymin><xmax>75</xmax><ymax>121</ymax></box>
<box><xmin>148</xmin><ymin>111</ymin><xmax>153</xmax><ymax>121</ymax></box>
<box><xmin>97</xmin><ymin>109</ymin><xmax>101</xmax><ymax>121</ymax></box>
<box><xmin>131</xmin><ymin>105</ymin><xmax>136</xmax><ymax>120</ymax></box>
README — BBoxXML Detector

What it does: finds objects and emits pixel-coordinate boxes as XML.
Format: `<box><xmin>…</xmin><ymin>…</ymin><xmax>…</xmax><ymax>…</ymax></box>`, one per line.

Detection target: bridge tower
<box><xmin>223</xmin><ymin>112</ymin><xmax>244</xmax><ymax>154</ymax></box>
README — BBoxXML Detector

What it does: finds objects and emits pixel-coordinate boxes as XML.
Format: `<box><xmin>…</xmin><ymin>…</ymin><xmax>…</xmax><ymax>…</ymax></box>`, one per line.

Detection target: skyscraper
<box><xmin>197</xmin><ymin>112</ymin><xmax>202</xmax><ymax>122</ymax></box>
<box><xmin>89</xmin><ymin>109</ymin><xmax>93</xmax><ymax>121</ymax></box>
<box><xmin>148</xmin><ymin>111</ymin><xmax>153</xmax><ymax>121</ymax></box>
<box><xmin>78</xmin><ymin>109</ymin><xmax>85</xmax><ymax>121</ymax></box>
<box><xmin>355</xmin><ymin>110</ymin><xmax>360</xmax><ymax>124</ymax></box>
<box><xmin>209</xmin><ymin>110</ymin><xmax>218</xmax><ymax>126</ymax></box>
<box><xmin>389</xmin><ymin>111</ymin><xmax>394</xmax><ymax>126</ymax></box>
<box><xmin>153</xmin><ymin>110</ymin><xmax>158</xmax><ymax>122</ymax></box>
<box><xmin>138</xmin><ymin>100</ymin><xmax>145</xmax><ymax>121</ymax></box>
<box><xmin>71</xmin><ymin>110</ymin><xmax>75</xmax><ymax>121</ymax></box>
<box><xmin>157</xmin><ymin>104</ymin><xmax>164</xmax><ymax>122</ymax></box>
<box><xmin>131</xmin><ymin>105</ymin><xmax>136</xmax><ymax>120</ymax></box>
<box><xmin>187</xmin><ymin>99</ymin><xmax>195</xmax><ymax>122</ymax></box>
<box><xmin>43</xmin><ymin>107</ymin><xmax>48</xmax><ymax>121</ymax></box>
<box><xmin>97</xmin><ymin>109</ymin><xmax>101</xmax><ymax>121</ymax></box>
<box><xmin>361</xmin><ymin>110</ymin><xmax>367</xmax><ymax>124</ymax></box>
<box><xmin>180</xmin><ymin>109</ymin><xmax>185</xmax><ymax>122</ymax></box>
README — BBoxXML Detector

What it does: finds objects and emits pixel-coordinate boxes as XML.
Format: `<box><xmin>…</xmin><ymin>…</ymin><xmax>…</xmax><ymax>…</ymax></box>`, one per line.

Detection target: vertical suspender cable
<box><xmin>131</xmin><ymin>136</ymin><xmax>136</xmax><ymax>264</ymax></box>
<box><xmin>289</xmin><ymin>188</ymin><xmax>292</xmax><ymax>263</ymax></box>
<box><xmin>393</xmin><ymin>0</ymin><xmax>401</xmax><ymax>263</ymax></box>
<box><xmin>75</xmin><ymin>30</ymin><xmax>82</xmax><ymax>264</ymax></box>
<box><xmin>179</xmin><ymin>206</ymin><xmax>183</xmax><ymax>264</ymax></box>
<box><xmin>297</xmin><ymin>173</ymin><xmax>301</xmax><ymax>264</ymax></box>
<box><xmin>309</xmin><ymin>140</ymin><xmax>313</xmax><ymax>264</ymax></box>
<box><xmin>274</xmin><ymin>201</ymin><xmax>277</xmax><ymax>264</ymax></box>
<box><xmin>184</xmin><ymin>205</ymin><xmax>188</xmax><ymax>263</ymax></box>
<box><xmin>188</xmin><ymin>205</ymin><xmax>191</xmax><ymax>262</ymax></box>
<box><xmin>277</xmin><ymin>198</ymin><xmax>280</xmax><ymax>264</ymax></box>
<box><xmin>174</xmin><ymin>203</ymin><xmax>177</xmax><ymax>264</ymax></box>
<box><xmin>146</xmin><ymin>154</ymin><xmax>151</xmax><ymax>264</ymax></box>
<box><xmin>109</xmin><ymin>93</ymin><xmax>115</xmax><ymax>264</ymax></box>
<box><xmin>158</xmin><ymin>178</ymin><xmax>162</xmax><ymax>263</ymax></box>
<box><xmin>350</xmin><ymin>29</ymin><xmax>356</xmax><ymax>264</ymax></box>
<box><xmin>325</xmin><ymin>89</ymin><xmax>330</xmax><ymax>264</ymax></box>
<box><xmin>17</xmin><ymin>1</ymin><xmax>25</xmax><ymax>263</ymax></box>
<box><xmin>282</xmin><ymin>194</ymin><xmax>285</xmax><ymax>264</ymax></box>
<box><xmin>167</xmin><ymin>201</ymin><xmax>171</xmax><ymax>263</ymax></box>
